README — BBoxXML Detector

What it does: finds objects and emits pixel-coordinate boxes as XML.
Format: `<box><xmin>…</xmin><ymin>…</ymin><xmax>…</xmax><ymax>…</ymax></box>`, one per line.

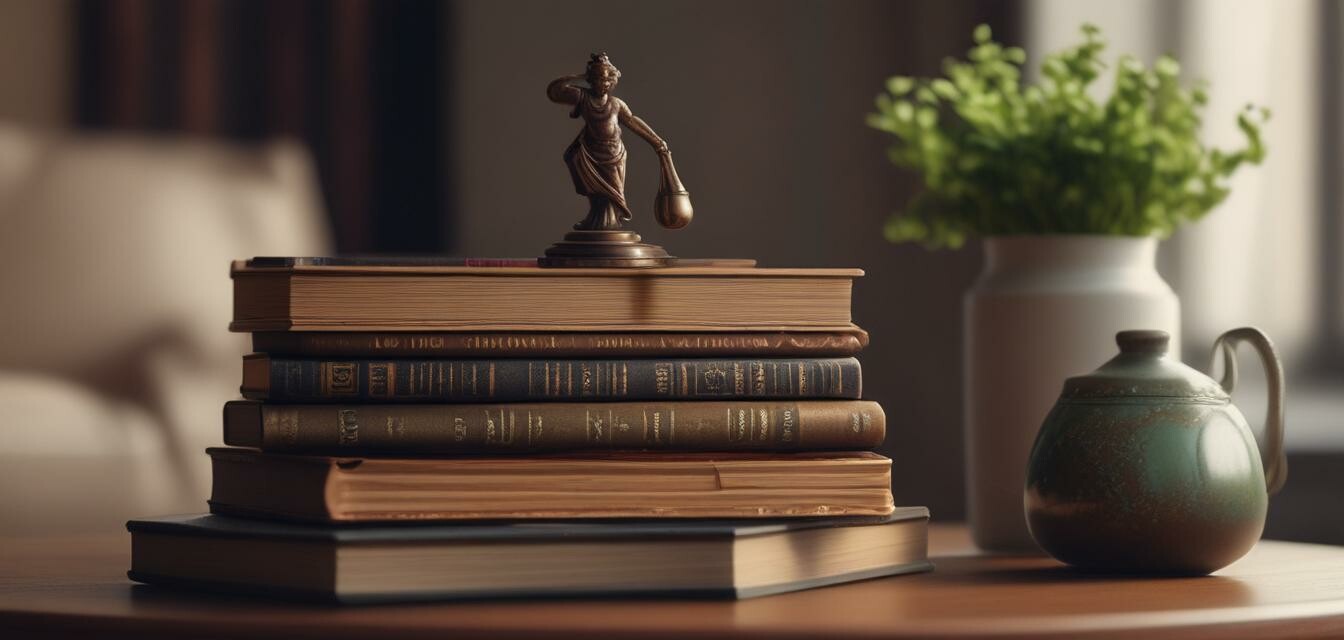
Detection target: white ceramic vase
<box><xmin>964</xmin><ymin>235</ymin><xmax>1180</xmax><ymax>551</ymax></box>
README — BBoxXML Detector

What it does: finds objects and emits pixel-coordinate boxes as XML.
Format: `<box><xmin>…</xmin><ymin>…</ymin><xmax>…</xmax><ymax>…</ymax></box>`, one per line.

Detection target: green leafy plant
<box><xmin>867</xmin><ymin>24</ymin><xmax>1268</xmax><ymax>249</ymax></box>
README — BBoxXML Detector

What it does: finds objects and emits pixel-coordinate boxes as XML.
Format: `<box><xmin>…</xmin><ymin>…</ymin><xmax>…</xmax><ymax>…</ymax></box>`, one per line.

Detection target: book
<box><xmin>223</xmin><ymin>399</ymin><xmax>885</xmax><ymax>453</ymax></box>
<box><xmin>127</xmin><ymin>509</ymin><xmax>931</xmax><ymax>603</ymax></box>
<box><xmin>230</xmin><ymin>261</ymin><xmax>861</xmax><ymax>332</ymax></box>
<box><xmin>205</xmin><ymin>448</ymin><xmax>896</xmax><ymax>522</ymax></box>
<box><xmin>241</xmin><ymin>355</ymin><xmax>862</xmax><ymax>403</ymax></box>
<box><xmin>250</xmin><ymin>328</ymin><xmax>870</xmax><ymax>357</ymax></box>
<box><xmin>247</xmin><ymin>256</ymin><xmax>758</xmax><ymax>268</ymax></box>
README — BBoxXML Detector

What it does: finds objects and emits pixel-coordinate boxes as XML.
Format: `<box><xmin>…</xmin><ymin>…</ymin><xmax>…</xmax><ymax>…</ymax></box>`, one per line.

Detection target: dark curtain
<box><xmin>74</xmin><ymin>0</ymin><xmax>448</xmax><ymax>254</ymax></box>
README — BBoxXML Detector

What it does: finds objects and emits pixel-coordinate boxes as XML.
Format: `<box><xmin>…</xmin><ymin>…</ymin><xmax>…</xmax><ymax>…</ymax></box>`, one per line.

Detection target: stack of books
<box><xmin>128</xmin><ymin>258</ymin><xmax>930</xmax><ymax>602</ymax></box>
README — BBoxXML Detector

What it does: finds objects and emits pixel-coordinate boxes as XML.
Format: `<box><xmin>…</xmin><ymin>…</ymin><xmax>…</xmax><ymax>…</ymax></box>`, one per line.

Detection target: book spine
<box><xmin>224</xmin><ymin>400</ymin><xmax>886</xmax><ymax>453</ymax></box>
<box><xmin>249</xmin><ymin>357</ymin><xmax>862</xmax><ymax>402</ymax></box>
<box><xmin>251</xmin><ymin>331</ymin><xmax>868</xmax><ymax>357</ymax></box>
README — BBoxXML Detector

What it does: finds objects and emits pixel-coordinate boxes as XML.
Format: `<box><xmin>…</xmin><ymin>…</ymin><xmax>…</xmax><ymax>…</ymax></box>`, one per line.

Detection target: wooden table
<box><xmin>6</xmin><ymin>524</ymin><xmax>1344</xmax><ymax>639</ymax></box>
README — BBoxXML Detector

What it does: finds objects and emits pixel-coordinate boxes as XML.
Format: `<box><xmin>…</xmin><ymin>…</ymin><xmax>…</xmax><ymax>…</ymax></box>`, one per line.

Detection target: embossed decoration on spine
<box><xmin>224</xmin><ymin>400</ymin><xmax>887</xmax><ymax>454</ymax></box>
<box><xmin>256</xmin><ymin>357</ymin><xmax>861</xmax><ymax>403</ymax></box>
<box><xmin>251</xmin><ymin>330</ymin><xmax>869</xmax><ymax>358</ymax></box>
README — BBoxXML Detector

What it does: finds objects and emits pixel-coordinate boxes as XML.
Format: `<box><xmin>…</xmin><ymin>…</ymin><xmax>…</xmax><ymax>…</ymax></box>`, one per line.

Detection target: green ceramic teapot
<box><xmin>1024</xmin><ymin>327</ymin><xmax>1285</xmax><ymax>574</ymax></box>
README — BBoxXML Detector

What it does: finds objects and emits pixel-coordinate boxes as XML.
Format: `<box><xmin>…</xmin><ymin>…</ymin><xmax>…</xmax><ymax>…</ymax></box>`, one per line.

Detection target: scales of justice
<box><xmin>539</xmin><ymin>53</ymin><xmax>694</xmax><ymax>268</ymax></box>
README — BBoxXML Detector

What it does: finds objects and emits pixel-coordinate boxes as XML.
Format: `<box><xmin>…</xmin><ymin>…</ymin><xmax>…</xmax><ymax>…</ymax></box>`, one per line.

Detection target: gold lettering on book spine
<box><xmin>654</xmin><ymin>363</ymin><xmax>671</xmax><ymax>395</ymax></box>
<box><xmin>527</xmin><ymin>411</ymin><xmax>542</xmax><ymax>444</ymax></box>
<box><xmin>453</xmin><ymin>416</ymin><xmax>467</xmax><ymax>442</ymax></box>
<box><xmin>648</xmin><ymin>409</ymin><xmax>662</xmax><ymax>445</ymax></box>
<box><xmin>729</xmin><ymin>407</ymin><xmax>747</xmax><ymax>442</ymax></box>
<box><xmin>614</xmin><ymin>409</ymin><xmax>632</xmax><ymax>438</ymax></box>
<box><xmin>585</xmin><ymin>410</ymin><xmax>603</xmax><ymax>443</ymax></box>
<box><xmin>483</xmin><ymin>410</ymin><xmax>497</xmax><ymax>443</ymax></box>
<box><xmin>368</xmin><ymin>363</ymin><xmax>392</xmax><ymax>398</ymax></box>
<box><xmin>385</xmin><ymin>416</ymin><xmax>406</xmax><ymax>438</ymax></box>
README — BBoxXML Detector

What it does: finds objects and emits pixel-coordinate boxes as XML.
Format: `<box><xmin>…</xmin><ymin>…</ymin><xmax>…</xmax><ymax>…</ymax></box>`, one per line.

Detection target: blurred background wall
<box><xmin>448</xmin><ymin>0</ymin><xmax>1020</xmax><ymax>520</ymax></box>
<box><xmin>0</xmin><ymin>0</ymin><xmax>1339</xmax><ymax>533</ymax></box>
<box><xmin>0</xmin><ymin>2</ymin><xmax>69</xmax><ymax>127</ymax></box>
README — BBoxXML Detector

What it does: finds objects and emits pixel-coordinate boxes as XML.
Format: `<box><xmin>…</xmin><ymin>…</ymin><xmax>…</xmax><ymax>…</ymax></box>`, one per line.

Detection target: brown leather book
<box><xmin>246</xmin><ymin>256</ymin><xmax>760</xmax><ymax>268</ymax></box>
<box><xmin>250</xmin><ymin>328</ymin><xmax>869</xmax><ymax>357</ymax></box>
<box><xmin>230</xmin><ymin>260</ymin><xmax>862</xmax><ymax>332</ymax></box>
<box><xmin>223</xmin><ymin>399</ymin><xmax>885</xmax><ymax>453</ymax></box>
<box><xmin>205</xmin><ymin>448</ymin><xmax>896</xmax><ymax>522</ymax></box>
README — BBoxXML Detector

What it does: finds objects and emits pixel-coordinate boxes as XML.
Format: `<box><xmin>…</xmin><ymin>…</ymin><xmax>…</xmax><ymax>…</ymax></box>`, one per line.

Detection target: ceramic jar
<box><xmin>964</xmin><ymin>235</ymin><xmax>1180</xmax><ymax>551</ymax></box>
<box><xmin>1025</xmin><ymin>328</ymin><xmax>1285</xmax><ymax>574</ymax></box>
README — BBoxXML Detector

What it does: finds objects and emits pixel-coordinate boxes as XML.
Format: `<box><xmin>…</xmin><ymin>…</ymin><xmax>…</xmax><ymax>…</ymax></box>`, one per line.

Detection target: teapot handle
<box><xmin>1211</xmin><ymin>327</ymin><xmax>1286</xmax><ymax>495</ymax></box>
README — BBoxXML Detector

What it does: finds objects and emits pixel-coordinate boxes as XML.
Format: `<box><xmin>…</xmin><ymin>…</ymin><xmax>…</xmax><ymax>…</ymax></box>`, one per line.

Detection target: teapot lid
<box><xmin>1061</xmin><ymin>330</ymin><xmax>1229</xmax><ymax>401</ymax></box>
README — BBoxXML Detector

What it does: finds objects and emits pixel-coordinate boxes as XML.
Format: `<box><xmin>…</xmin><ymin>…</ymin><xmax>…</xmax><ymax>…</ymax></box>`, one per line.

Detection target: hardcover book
<box><xmin>205</xmin><ymin>448</ymin><xmax>896</xmax><ymax>522</ymax></box>
<box><xmin>246</xmin><ymin>256</ymin><xmax>759</xmax><ymax>268</ymax></box>
<box><xmin>223</xmin><ymin>399</ymin><xmax>885</xmax><ymax>453</ymax></box>
<box><xmin>127</xmin><ymin>509</ymin><xmax>931</xmax><ymax>602</ymax></box>
<box><xmin>250</xmin><ymin>329</ymin><xmax>870</xmax><ymax>358</ymax></box>
<box><xmin>241</xmin><ymin>355</ymin><xmax>862</xmax><ymax>402</ymax></box>
<box><xmin>230</xmin><ymin>260</ymin><xmax>862</xmax><ymax>332</ymax></box>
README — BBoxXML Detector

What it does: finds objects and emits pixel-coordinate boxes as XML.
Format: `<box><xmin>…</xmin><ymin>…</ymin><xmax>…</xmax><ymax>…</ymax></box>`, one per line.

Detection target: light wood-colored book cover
<box><xmin>207</xmin><ymin>448</ymin><xmax>895</xmax><ymax>522</ymax></box>
<box><xmin>230</xmin><ymin>261</ymin><xmax>863</xmax><ymax>332</ymax></box>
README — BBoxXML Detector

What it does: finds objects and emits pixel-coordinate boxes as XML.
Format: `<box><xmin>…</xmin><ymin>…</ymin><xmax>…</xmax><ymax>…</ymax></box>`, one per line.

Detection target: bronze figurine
<box><xmin>540</xmin><ymin>53</ymin><xmax>692</xmax><ymax>268</ymax></box>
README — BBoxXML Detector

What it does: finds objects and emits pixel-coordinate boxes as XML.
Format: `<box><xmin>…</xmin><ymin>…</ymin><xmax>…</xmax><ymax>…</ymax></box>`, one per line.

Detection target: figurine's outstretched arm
<box><xmin>547</xmin><ymin>74</ymin><xmax>584</xmax><ymax>105</ymax></box>
<box><xmin>619</xmin><ymin>101</ymin><xmax>669</xmax><ymax>153</ymax></box>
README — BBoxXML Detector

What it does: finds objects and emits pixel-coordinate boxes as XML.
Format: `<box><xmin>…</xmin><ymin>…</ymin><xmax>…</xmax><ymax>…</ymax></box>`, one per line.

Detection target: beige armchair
<box><xmin>0</xmin><ymin>125</ymin><xmax>331</xmax><ymax>533</ymax></box>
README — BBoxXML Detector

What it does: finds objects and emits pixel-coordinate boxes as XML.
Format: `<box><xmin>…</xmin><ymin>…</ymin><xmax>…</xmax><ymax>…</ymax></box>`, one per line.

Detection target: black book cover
<box><xmin>127</xmin><ymin>509</ymin><xmax>931</xmax><ymax>603</ymax></box>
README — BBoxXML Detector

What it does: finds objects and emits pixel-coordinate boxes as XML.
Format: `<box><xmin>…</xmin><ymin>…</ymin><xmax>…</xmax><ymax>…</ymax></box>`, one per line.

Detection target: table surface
<box><xmin>6</xmin><ymin>524</ymin><xmax>1344</xmax><ymax>639</ymax></box>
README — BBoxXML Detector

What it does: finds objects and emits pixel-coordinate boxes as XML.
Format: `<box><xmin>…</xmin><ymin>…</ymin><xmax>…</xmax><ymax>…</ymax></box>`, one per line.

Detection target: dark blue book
<box><xmin>241</xmin><ymin>355</ymin><xmax>862</xmax><ymax>402</ymax></box>
<box><xmin>127</xmin><ymin>509</ymin><xmax>930</xmax><ymax>603</ymax></box>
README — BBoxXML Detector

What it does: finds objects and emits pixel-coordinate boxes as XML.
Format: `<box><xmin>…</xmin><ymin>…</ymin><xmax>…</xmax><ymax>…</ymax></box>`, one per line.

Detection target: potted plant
<box><xmin>868</xmin><ymin>24</ymin><xmax>1267</xmax><ymax>551</ymax></box>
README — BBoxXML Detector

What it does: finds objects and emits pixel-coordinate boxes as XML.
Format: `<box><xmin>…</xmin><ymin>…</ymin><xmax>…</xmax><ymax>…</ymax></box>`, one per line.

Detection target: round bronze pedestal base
<box><xmin>540</xmin><ymin>230</ymin><xmax>675</xmax><ymax>268</ymax></box>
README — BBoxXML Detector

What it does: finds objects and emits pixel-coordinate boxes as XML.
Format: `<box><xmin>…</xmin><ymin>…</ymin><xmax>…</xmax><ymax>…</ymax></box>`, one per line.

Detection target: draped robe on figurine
<box><xmin>565</xmin><ymin>92</ymin><xmax>631</xmax><ymax>229</ymax></box>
